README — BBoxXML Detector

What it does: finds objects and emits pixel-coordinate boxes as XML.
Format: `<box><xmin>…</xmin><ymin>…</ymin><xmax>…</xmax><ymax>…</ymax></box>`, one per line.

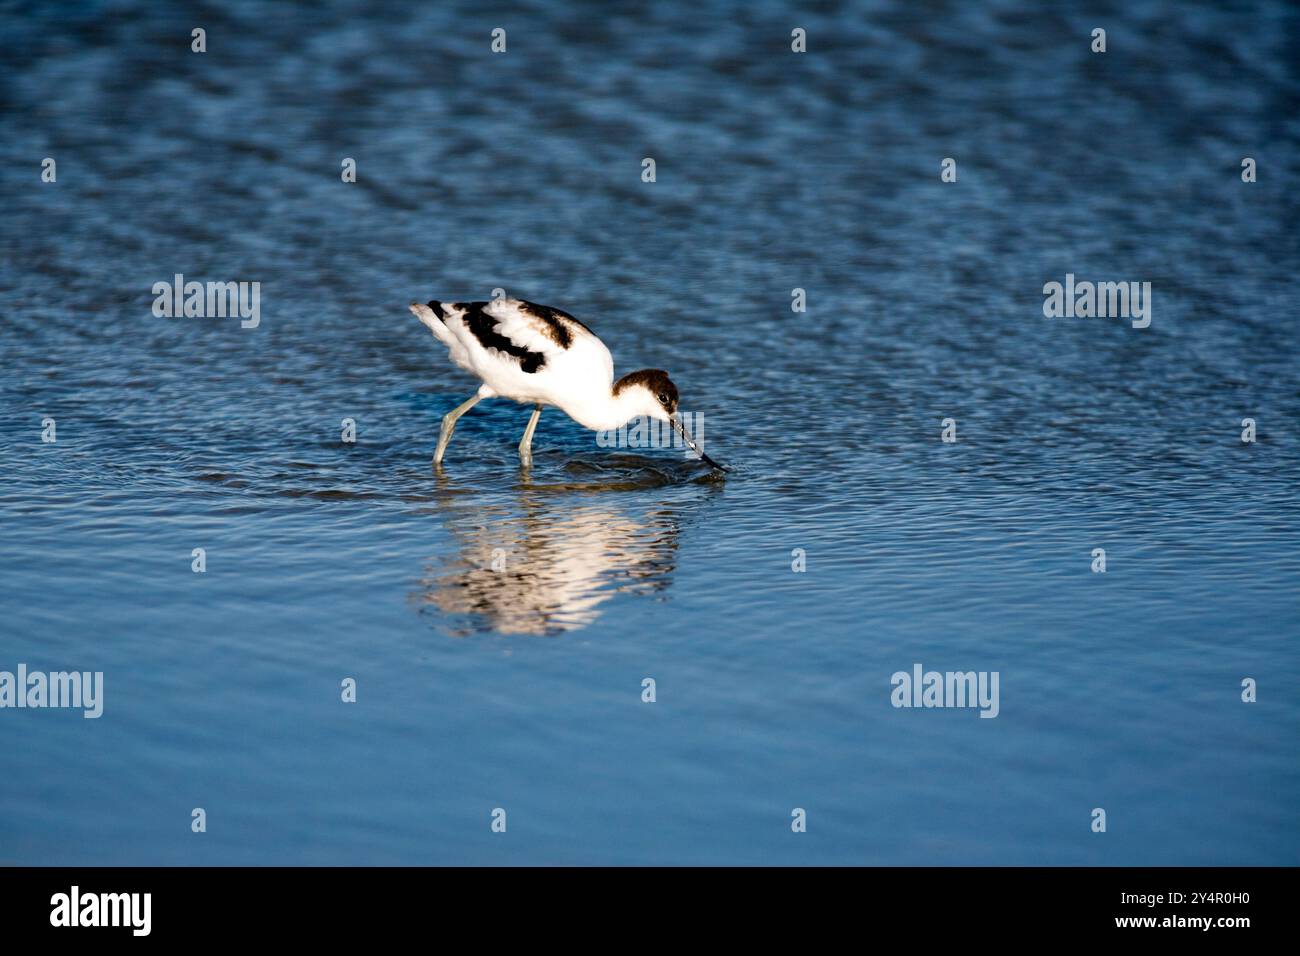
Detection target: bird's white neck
<box><xmin>567</xmin><ymin>385</ymin><xmax>658</xmax><ymax>432</ymax></box>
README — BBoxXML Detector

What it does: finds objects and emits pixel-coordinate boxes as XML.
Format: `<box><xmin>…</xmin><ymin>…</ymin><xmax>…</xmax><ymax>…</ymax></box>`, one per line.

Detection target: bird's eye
<box><xmin>657</xmin><ymin>393</ymin><xmax>669</xmax><ymax>404</ymax></box>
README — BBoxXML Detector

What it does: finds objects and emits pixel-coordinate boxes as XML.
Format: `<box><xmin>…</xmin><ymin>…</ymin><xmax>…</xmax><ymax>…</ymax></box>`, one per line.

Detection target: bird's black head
<box><xmin>616</xmin><ymin>368</ymin><xmax>678</xmax><ymax>418</ymax></box>
<box><xmin>613</xmin><ymin>368</ymin><xmax>727</xmax><ymax>472</ymax></box>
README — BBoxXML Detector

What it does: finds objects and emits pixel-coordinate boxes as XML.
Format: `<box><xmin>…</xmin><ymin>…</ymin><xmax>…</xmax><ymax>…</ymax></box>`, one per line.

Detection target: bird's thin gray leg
<box><xmin>518</xmin><ymin>404</ymin><xmax>542</xmax><ymax>468</ymax></box>
<box><xmin>434</xmin><ymin>394</ymin><xmax>483</xmax><ymax>466</ymax></box>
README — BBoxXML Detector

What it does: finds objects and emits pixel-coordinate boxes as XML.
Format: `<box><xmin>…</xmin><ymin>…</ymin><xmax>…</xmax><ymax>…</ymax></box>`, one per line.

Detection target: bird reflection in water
<box><xmin>412</xmin><ymin>470</ymin><xmax>685</xmax><ymax>636</ymax></box>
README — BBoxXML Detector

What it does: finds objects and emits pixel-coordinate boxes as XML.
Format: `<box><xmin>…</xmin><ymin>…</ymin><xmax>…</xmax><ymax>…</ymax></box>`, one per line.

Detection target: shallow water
<box><xmin>1</xmin><ymin>0</ymin><xmax>1298</xmax><ymax>864</ymax></box>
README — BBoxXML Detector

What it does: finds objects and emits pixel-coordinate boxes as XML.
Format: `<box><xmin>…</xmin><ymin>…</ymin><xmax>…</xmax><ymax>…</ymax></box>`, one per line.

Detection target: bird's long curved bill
<box><xmin>672</xmin><ymin>416</ymin><xmax>728</xmax><ymax>472</ymax></box>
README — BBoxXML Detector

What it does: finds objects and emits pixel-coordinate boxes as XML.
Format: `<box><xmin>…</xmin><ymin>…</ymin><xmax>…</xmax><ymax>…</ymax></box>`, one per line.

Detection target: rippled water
<box><xmin>1</xmin><ymin>0</ymin><xmax>1298</xmax><ymax>864</ymax></box>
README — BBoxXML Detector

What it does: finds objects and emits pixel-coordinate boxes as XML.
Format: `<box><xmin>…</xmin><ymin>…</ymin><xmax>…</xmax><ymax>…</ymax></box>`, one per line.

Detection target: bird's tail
<box><xmin>409</xmin><ymin>300</ymin><xmax>456</xmax><ymax>347</ymax></box>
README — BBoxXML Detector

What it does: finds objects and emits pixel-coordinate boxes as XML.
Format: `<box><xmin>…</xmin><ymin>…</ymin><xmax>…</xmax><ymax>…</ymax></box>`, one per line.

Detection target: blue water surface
<box><xmin>1</xmin><ymin>0</ymin><xmax>1297</xmax><ymax>864</ymax></box>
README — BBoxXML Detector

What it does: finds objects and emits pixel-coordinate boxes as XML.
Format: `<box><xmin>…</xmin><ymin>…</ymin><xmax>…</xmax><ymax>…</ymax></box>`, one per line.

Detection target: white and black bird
<box><xmin>409</xmin><ymin>297</ymin><xmax>726</xmax><ymax>471</ymax></box>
